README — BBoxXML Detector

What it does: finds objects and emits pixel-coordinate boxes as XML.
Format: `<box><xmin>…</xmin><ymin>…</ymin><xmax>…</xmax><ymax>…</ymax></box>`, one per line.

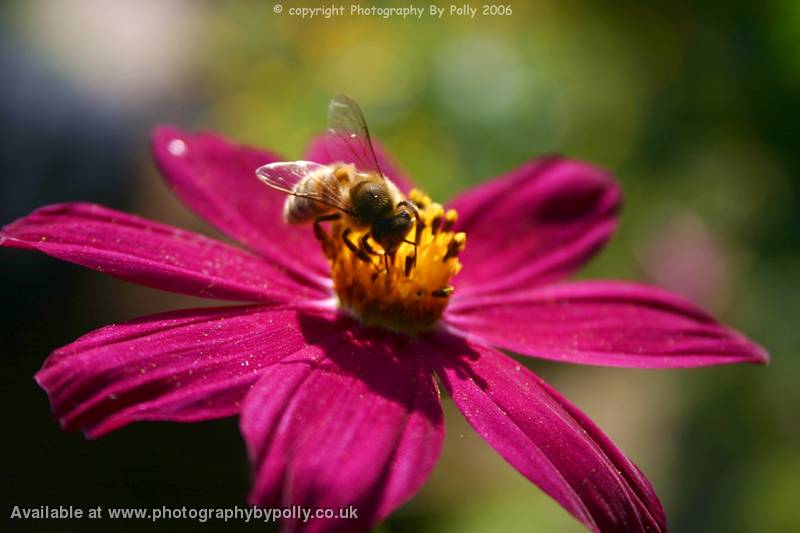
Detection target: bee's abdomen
<box><xmin>283</xmin><ymin>179</ymin><xmax>331</xmax><ymax>224</ymax></box>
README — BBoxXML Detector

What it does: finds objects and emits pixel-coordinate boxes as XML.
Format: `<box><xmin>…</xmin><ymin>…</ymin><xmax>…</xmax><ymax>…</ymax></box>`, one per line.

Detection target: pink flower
<box><xmin>1</xmin><ymin>126</ymin><xmax>767</xmax><ymax>532</ymax></box>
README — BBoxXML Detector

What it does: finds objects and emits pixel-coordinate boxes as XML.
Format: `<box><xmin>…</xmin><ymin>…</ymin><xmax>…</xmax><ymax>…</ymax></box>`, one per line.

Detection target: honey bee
<box><xmin>256</xmin><ymin>94</ymin><xmax>420</xmax><ymax>271</ymax></box>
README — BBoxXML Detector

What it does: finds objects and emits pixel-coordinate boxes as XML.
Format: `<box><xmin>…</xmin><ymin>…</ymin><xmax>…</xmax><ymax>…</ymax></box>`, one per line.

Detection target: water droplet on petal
<box><xmin>167</xmin><ymin>139</ymin><xmax>187</xmax><ymax>156</ymax></box>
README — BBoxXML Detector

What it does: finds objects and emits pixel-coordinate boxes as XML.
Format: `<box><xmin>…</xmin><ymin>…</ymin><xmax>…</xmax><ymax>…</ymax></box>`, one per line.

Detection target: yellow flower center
<box><xmin>326</xmin><ymin>189</ymin><xmax>465</xmax><ymax>334</ymax></box>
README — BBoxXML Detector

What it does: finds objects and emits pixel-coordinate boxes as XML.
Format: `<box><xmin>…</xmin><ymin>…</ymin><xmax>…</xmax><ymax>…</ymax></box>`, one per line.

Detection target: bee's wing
<box><xmin>256</xmin><ymin>160</ymin><xmax>351</xmax><ymax>213</ymax></box>
<box><xmin>326</xmin><ymin>93</ymin><xmax>385</xmax><ymax>178</ymax></box>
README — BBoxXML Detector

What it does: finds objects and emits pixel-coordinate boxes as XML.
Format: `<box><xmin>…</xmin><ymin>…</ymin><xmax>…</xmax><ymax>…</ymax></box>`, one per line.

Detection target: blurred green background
<box><xmin>1</xmin><ymin>1</ymin><xmax>798</xmax><ymax>531</ymax></box>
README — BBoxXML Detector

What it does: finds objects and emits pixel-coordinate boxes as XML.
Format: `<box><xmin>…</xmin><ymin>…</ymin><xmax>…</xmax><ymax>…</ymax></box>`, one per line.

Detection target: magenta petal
<box><xmin>241</xmin><ymin>328</ymin><xmax>443</xmax><ymax>532</ymax></box>
<box><xmin>36</xmin><ymin>304</ymin><xmax>352</xmax><ymax>438</ymax></box>
<box><xmin>303</xmin><ymin>134</ymin><xmax>415</xmax><ymax>193</ymax></box>
<box><xmin>447</xmin><ymin>158</ymin><xmax>620</xmax><ymax>297</ymax></box>
<box><xmin>446</xmin><ymin>280</ymin><xmax>769</xmax><ymax>368</ymax></box>
<box><xmin>0</xmin><ymin>203</ymin><xmax>323</xmax><ymax>302</ymax></box>
<box><xmin>425</xmin><ymin>331</ymin><xmax>667</xmax><ymax>533</ymax></box>
<box><xmin>152</xmin><ymin>126</ymin><xmax>329</xmax><ymax>284</ymax></box>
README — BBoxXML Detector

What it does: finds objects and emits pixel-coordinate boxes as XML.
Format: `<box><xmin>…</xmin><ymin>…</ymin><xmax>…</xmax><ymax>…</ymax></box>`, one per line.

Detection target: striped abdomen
<box><xmin>282</xmin><ymin>174</ymin><xmax>340</xmax><ymax>224</ymax></box>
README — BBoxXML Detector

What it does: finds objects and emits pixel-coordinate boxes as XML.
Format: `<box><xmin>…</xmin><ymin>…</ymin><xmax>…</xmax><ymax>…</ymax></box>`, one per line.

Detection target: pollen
<box><xmin>326</xmin><ymin>189</ymin><xmax>465</xmax><ymax>334</ymax></box>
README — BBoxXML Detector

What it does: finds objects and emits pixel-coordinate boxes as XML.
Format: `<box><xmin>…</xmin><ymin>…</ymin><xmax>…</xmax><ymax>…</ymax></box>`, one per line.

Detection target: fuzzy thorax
<box><xmin>327</xmin><ymin>189</ymin><xmax>465</xmax><ymax>334</ymax></box>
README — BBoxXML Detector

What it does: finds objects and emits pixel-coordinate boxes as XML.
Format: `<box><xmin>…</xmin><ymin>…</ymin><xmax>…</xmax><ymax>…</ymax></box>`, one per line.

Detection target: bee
<box><xmin>256</xmin><ymin>94</ymin><xmax>420</xmax><ymax>271</ymax></box>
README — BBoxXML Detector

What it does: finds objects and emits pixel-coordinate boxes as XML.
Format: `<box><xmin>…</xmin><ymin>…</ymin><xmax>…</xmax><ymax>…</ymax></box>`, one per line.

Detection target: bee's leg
<box><xmin>360</xmin><ymin>231</ymin><xmax>391</xmax><ymax>276</ymax></box>
<box><xmin>359</xmin><ymin>233</ymin><xmax>379</xmax><ymax>256</ymax></box>
<box><xmin>341</xmin><ymin>228</ymin><xmax>371</xmax><ymax>263</ymax></box>
<box><xmin>314</xmin><ymin>213</ymin><xmax>340</xmax><ymax>259</ymax></box>
<box><xmin>397</xmin><ymin>200</ymin><xmax>423</xmax><ymax>269</ymax></box>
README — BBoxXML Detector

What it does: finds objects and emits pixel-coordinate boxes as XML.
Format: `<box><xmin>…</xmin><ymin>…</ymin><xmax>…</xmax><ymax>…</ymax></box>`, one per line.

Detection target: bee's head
<box><xmin>350</xmin><ymin>180</ymin><xmax>393</xmax><ymax>223</ymax></box>
<box><xmin>371</xmin><ymin>210</ymin><xmax>413</xmax><ymax>253</ymax></box>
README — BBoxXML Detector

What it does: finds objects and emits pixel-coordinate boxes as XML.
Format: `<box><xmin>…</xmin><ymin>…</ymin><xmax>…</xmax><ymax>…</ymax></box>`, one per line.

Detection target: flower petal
<box><xmin>447</xmin><ymin>157</ymin><xmax>621</xmax><ymax>297</ymax></box>
<box><xmin>0</xmin><ymin>203</ymin><xmax>322</xmax><ymax>302</ymax></box>
<box><xmin>152</xmin><ymin>126</ymin><xmax>330</xmax><ymax>285</ymax></box>
<box><xmin>447</xmin><ymin>281</ymin><xmax>769</xmax><ymax>368</ymax></box>
<box><xmin>242</xmin><ymin>327</ymin><xmax>443</xmax><ymax>532</ymax></box>
<box><xmin>36</xmin><ymin>304</ymin><xmax>351</xmax><ymax>438</ymax></box>
<box><xmin>424</xmin><ymin>331</ymin><xmax>667</xmax><ymax>533</ymax></box>
<box><xmin>303</xmin><ymin>134</ymin><xmax>415</xmax><ymax>193</ymax></box>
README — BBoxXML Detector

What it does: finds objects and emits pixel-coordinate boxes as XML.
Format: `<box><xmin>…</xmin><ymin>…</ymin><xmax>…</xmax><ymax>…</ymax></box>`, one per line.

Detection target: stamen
<box><xmin>444</xmin><ymin>233</ymin><xmax>466</xmax><ymax>262</ymax></box>
<box><xmin>326</xmin><ymin>189</ymin><xmax>466</xmax><ymax>334</ymax></box>
<box><xmin>432</xmin><ymin>286</ymin><xmax>455</xmax><ymax>298</ymax></box>
<box><xmin>431</xmin><ymin>214</ymin><xmax>442</xmax><ymax>235</ymax></box>
<box><xmin>442</xmin><ymin>209</ymin><xmax>457</xmax><ymax>232</ymax></box>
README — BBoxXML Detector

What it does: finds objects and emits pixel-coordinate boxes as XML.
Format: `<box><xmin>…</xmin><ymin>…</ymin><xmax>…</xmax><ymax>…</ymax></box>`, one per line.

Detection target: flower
<box><xmin>1</xmin><ymin>126</ymin><xmax>768</xmax><ymax>532</ymax></box>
